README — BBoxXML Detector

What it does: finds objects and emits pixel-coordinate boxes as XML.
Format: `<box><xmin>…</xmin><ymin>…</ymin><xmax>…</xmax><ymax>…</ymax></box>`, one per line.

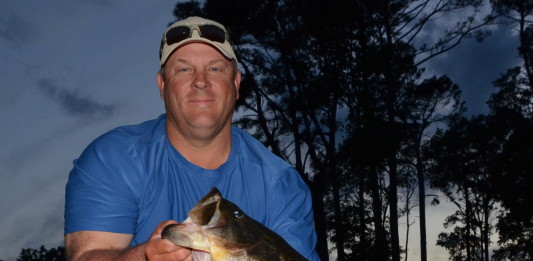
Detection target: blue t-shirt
<box><xmin>64</xmin><ymin>114</ymin><xmax>319</xmax><ymax>260</ymax></box>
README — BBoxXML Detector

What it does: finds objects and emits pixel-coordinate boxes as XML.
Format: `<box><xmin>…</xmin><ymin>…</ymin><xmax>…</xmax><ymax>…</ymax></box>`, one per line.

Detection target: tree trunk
<box><xmin>388</xmin><ymin>156</ymin><xmax>401</xmax><ymax>261</ymax></box>
<box><xmin>403</xmin><ymin>184</ymin><xmax>413</xmax><ymax>261</ymax></box>
<box><xmin>416</xmin><ymin>140</ymin><xmax>428</xmax><ymax>261</ymax></box>
<box><xmin>327</xmin><ymin>101</ymin><xmax>345</xmax><ymax>260</ymax></box>
<box><xmin>358</xmin><ymin>175</ymin><xmax>368</xmax><ymax>260</ymax></box>
<box><xmin>483</xmin><ymin>199</ymin><xmax>490</xmax><ymax>261</ymax></box>
<box><xmin>331</xmin><ymin>171</ymin><xmax>345</xmax><ymax>260</ymax></box>
<box><xmin>465</xmin><ymin>189</ymin><xmax>472</xmax><ymax>261</ymax></box>
<box><xmin>309</xmin><ymin>177</ymin><xmax>329</xmax><ymax>261</ymax></box>
<box><xmin>370</xmin><ymin>167</ymin><xmax>389</xmax><ymax>261</ymax></box>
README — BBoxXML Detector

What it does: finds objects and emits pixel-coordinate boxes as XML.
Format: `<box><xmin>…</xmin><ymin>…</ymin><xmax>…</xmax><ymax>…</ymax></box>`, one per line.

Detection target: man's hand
<box><xmin>65</xmin><ymin>220</ymin><xmax>193</xmax><ymax>261</ymax></box>
<box><xmin>145</xmin><ymin>220</ymin><xmax>193</xmax><ymax>261</ymax></box>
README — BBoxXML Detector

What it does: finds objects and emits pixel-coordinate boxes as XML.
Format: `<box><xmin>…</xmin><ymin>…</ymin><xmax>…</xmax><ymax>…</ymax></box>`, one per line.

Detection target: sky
<box><xmin>0</xmin><ymin>1</ymin><xmax>522</xmax><ymax>261</ymax></box>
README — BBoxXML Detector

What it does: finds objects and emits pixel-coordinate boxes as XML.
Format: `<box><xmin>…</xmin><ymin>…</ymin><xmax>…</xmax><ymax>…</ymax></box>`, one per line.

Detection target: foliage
<box><xmin>16</xmin><ymin>245</ymin><xmax>65</xmax><ymax>261</ymax></box>
<box><xmin>427</xmin><ymin>116</ymin><xmax>499</xmax><ymax>261</ymax></box>
<box><xmin>487</xmin><ymin>1</ymin><xmax>533</xmax><ymax>259</ymax></box>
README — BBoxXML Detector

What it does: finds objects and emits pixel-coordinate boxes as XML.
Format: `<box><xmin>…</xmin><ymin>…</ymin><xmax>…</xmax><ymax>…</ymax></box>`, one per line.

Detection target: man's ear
<box><xmin>156</xmin><ymin>72</ymin><xmax>165</xmax><ymax>100</ymax></box>
<box><xmin>234</xmin><ymin>71</ymin><xmax>242</xmax><ymax>100</ymax></box>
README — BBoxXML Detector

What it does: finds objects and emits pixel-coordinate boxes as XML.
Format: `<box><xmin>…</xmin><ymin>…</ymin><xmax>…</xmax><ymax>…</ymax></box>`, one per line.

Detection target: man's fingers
<box><xmin>150</xmin><ymin>220</ymin><xmax>179</xmax><ymax>239</ymax></box>
<box><xmin>145</xmin><ymin>238</ymin><xmax>192</xmax><ymax>261</ymax></box>
<box><xmin>145</xmin><ymin>220</ymin><xmax>194</xmax><ymax>260</ymax></box>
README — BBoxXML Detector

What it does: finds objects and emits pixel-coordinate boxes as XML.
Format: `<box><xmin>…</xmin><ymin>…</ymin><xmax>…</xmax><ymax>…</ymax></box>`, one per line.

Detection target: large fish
<box><xmin>161</xmin><ymin>187</ymin><xmax>308</xmax><ymax>261</ymax></box>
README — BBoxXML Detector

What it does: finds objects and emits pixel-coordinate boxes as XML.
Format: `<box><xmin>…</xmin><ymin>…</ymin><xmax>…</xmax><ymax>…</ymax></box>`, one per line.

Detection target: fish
<box><xmin>161</xmin><ymin>187</ymin><xmax>308</xmax><ymax>261</ymax></box>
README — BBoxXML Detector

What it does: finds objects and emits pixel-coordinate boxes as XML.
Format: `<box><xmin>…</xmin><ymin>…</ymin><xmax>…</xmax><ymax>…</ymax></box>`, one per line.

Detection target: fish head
<box><xmin>162</xmin><ymin>187</ymin><xmax>262</xmax><ymax>260</ymax></box>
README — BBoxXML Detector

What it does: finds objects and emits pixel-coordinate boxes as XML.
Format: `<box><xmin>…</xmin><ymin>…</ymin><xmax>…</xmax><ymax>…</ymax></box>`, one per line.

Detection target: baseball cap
<box><xmin>159</xmin><ymin>16</ymin><xmax>237</xmax><ymax>67</ymax></box>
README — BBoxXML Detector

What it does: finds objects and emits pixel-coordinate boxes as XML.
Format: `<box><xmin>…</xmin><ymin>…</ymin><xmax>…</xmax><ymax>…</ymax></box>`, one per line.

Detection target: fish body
<box><xmin>162</xmin><ymin>187</ymin><xmax>308</xmax><ymax>261</ymax></box>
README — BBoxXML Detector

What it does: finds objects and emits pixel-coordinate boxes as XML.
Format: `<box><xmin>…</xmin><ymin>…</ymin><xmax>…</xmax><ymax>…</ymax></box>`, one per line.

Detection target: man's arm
<box><xmin>65</xmin><ymin>231</ymin><xmax>140</xmax><ymax>260</ymax></box>
<box><xmin>65</xmin><ymin>221</ymin><xmax>192</xmax><ymax>261</ymax></box>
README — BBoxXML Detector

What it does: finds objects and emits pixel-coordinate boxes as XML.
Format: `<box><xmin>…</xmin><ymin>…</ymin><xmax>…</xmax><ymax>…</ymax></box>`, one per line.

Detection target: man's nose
<box><xmin>193</xmin><ymin>70</ymin><xmax>210</xmax><ymax>90</ymax></box>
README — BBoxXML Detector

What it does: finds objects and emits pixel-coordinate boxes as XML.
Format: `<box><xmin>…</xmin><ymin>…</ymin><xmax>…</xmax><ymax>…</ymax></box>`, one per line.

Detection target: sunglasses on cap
<box><xmin>165</xmin><ymin>24</ymin><xmax>228</xmax><ymax>45</ymax></box>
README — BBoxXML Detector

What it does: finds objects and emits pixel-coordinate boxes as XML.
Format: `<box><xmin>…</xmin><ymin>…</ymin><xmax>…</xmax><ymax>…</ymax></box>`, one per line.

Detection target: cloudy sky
<box><xmin>0</xmin><ymin>1</ymin><xmax>521</xmax><ymax>260</ymax></box>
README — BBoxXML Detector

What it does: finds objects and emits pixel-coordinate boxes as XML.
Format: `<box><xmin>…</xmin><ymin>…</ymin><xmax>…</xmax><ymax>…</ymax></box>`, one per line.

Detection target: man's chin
<box><xmin>186</xmin><ymin>121</ymin><xmax>230</xmax><ymax>137</ymax></box>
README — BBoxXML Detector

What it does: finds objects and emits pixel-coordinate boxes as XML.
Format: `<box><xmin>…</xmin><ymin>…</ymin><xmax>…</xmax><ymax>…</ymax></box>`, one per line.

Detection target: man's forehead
<box><xmin>167</xmin><ymin>43</ymin><xmax>231</xmax><ymax>63</ymax></box>
<box><xmin>171</xmin><ymin>57</ymin><xmax>230</xmax><ymax>66</ymax></box>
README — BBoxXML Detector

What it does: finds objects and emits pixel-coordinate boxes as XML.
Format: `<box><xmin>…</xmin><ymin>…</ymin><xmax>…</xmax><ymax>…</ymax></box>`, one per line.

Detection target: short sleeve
<box><xmin>64</xmin><ymin>132</ymin><xmax>143</xmax><ymax>234</ymax></box>
<box><xmin>269</xmin><ymin>168</ymin><xmax>320</xmax><ymax>261</ymax></box>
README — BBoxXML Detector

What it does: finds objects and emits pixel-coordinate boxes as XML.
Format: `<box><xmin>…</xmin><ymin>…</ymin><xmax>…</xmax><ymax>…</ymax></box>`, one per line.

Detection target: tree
<box><xmin>427</xmin><ymin>116</ymin><xmax>499</xmax><ymax>261</ymax></box>
<box><xmin>403</xmin><ymin>75</ymin><xmax>464</xmax><ymax>261</ymax></box>
<box><xmin>485</xmin><ymin>1</ymin><xmax>533</xmax><ymax>259</ymax></box>
<box><xmin>487</xmin><ymin>43</ymin><xmax>533</xmax><ymax>261</ymax></box>
<box><xmin>490</xmin><ymin>0</ymin><xmax>533</xmax><ymax>89</ymax></box>
<box><xmin>16</xmin><ymin>245</ymin><xmax>65</xmax><ymax>261</ymax></box>
<box><xmin>339</xmin><ymin>0</ymin><xmax>496</xmax><ymax>259</ymax></box>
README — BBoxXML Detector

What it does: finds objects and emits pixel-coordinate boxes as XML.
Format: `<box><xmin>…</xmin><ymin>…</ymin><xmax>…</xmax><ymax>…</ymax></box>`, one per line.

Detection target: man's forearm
<box><xmin>71</xmin><ymin>244</ymin><xmax>146</xmax><ymax>261</ymax></box>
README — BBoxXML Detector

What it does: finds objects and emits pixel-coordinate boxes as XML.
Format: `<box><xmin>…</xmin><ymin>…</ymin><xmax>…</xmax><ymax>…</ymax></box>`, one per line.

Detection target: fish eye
<box><xmin>233</xmin><ymin>210</ymin><xmax>243</xmax><ymax>218</ymax></box>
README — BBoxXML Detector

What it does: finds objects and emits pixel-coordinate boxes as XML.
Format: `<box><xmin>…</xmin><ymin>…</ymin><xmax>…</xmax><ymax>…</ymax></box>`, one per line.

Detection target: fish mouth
<box><xmin>161</xmin><ymin>188</ymin><xmax>224</xmax><ymax>252</ymax></box>
<box><xmin>161</xmin><ymin>218</ymin><xmax>211</xmax><ymax>252</ymax></box>
<box><xmin>161</xmin><ymin>220</ymin><xmax>243</xmax><ymax>261</ymax></box>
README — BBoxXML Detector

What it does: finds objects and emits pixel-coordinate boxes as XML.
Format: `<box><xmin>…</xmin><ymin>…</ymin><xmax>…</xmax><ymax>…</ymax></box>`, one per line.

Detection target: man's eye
<box><xmin>209</xmin><ymin>67</ymin><xmax>221</xmax><ymax>72</ymax></box>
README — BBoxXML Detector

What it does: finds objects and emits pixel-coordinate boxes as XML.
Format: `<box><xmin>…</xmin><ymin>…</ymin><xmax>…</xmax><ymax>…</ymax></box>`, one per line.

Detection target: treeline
<box><xmin>3</xmin><ymin>245</ymin><xmax>66</xmax><ymax>261</ymax></box>
<box><xmin>171</xmin><ymin>0</ymin><xmax>532</xmax><ymax>261</ymax></box>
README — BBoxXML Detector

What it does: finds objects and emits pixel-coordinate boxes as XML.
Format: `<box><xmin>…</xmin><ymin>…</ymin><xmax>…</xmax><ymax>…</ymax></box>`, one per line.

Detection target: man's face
<box><xmin>157</xmin><ymin>43</ymin><xmax>241</xmax><ymax>140</ymax></box>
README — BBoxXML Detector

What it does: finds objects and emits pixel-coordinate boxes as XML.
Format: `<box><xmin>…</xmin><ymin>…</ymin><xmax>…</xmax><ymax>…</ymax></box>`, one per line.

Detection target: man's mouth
<box><xmin>189</xmin><ymin>98</ymin><xmax>215</xmax><ymax>104</ymax></box>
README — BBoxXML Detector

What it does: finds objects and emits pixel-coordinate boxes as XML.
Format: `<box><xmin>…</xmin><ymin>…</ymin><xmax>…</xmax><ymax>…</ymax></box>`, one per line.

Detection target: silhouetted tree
<box><xmin>16</xmin><ymin>245</ymin><xmax>65</xmax><ymax>261</ymax></box>
<box><xmin>371</xmin><ymin>0</ymin><xmax>497</xmax><ymax>259</ymax></box>
<box><xmin>427</xmin><ymin>116</ymin><xmax>499</xmax><ymax>261</ymax></box>
<box><xmin>339</xmin><ymin>0</ymin><xmax>496</xmax><ymax>259</ymax></box>
<box><xmin>403</xmin><ymin>75</ymin><xmax>464</xmax><ymax>261</ymax></box>
<box><xmin>491</xmin><ymin>0</ymin><xmax>533</xmax><ymax>88</ymax></box>
<box><xmin>486</xmin><ymin>1</ymin><xmax>533</xmax><ymax>259</ymax></box>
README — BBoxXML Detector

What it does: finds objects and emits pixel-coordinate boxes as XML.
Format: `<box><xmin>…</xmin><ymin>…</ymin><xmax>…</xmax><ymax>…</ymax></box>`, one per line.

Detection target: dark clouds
<box><xmin>425</xmin><ymin>24</ymin><xmax>522</xmax><ymax>115</ymax></box>
<box><xmin>0</xmin><ymin>13</ymin><xmax>34</xmax><ymax>46</ymax></box>
<box><xmin>37</xmin><ymin>78</ymin><xmax>115</xmax><ymax>119</ymax></box>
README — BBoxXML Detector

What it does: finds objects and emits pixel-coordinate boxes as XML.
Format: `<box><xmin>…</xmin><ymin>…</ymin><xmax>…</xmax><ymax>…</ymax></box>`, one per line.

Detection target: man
<box><xmin>64</xmin><ymin>16</ymin><xmax>319</xmax><ymax>261</ymax></box>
